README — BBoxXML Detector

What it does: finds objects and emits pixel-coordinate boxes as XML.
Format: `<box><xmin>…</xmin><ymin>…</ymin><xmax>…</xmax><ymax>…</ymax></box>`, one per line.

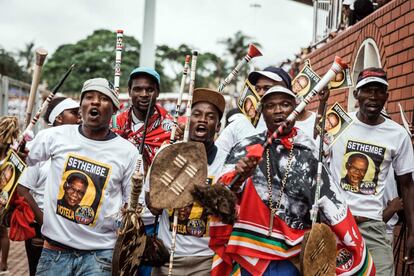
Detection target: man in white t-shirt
<box><xmin>16</xmin><ymin>96</ymin><xmax>81</xmax><ymax>276</ymax></box>
<box><xmin>146</xmin><ymin>88</ymin><xmax>227</xmax><ymax>276</ymax></box>
<box><xmin>24</xmin><ymin>78</ymin><xmax>139</xmax><ymax>276</ymax></box>
<box><xmin>329</xmin><ymin>68</ymin><xmax>414</xmax><ymax>275</ymax></box>
<box><xmin>215</xmin><ymin>67</ymin><xmax>291</xmax><ymax>154</ymax></box>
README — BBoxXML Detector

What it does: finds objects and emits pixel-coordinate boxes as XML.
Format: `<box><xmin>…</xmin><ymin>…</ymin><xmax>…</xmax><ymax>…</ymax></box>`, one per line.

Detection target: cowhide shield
<box><xmin>112</xmin><ymin>166</ymin><xmax>146</xmax><ymax>276</ymax></box>
<box><xmin>149</xmin><ymin>141</ymin><xmax>207</xmax><ymax>209</ymax></box>
<box><xmin>300</xmin><ymin>223</ymin><xmax>337</xmax><ymax>276</ymax></box>
<box><xmin>112</xmin><ymin>213</ymin><xmax>147</xmax><ymax>276</ymax></box>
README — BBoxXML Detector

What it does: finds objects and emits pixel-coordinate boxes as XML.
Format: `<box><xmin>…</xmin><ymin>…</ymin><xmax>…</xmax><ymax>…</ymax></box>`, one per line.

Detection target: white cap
<box><xmin>261</xmin><ymin>85</ymin><xmax>296</xmax><ymax>101</ymax></box>
<box><xmin>81</xmin><ymin>78</ymin><xmax>120</xmax><ymax>109</ymax></box>
<box><xmin>355</xmin><ymin>76</ymin><xmax>389</xmax><ymax>89</ymax></box>
<box><xmin>48</xmin><ymin>98</ymin><xmax>79</xmax><ymax>125</ymax></box>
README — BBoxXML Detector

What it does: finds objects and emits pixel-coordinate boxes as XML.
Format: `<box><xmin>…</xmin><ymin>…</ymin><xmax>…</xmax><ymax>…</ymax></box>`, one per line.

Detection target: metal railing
<box><xmin>312</xmin><ymin>0</ymin><xmax>343</xmax><ymax>44</ymax></box>
<box><xmin>0</xmin><ymin>75</ymin><xmax>47</xmax><ymax>132</ymax></box>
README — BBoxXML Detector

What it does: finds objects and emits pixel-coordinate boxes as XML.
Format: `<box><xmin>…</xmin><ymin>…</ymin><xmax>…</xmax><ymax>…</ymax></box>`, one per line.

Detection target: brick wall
<box><xmin>306</xmin><ymin>0</ymin><xmax>414</xmax><ymax>124</ymax></box>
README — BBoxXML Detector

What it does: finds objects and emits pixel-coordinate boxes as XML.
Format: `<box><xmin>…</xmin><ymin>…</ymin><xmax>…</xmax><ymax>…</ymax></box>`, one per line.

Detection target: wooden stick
<box><xmin>183</xmin><ymin>51</ymin><xmax>199</xmax><ymax>142</ymax></box>
<box><xmin>168</xmin><ymin>51</ymin><xmax>198</xmax><ymax>276</ymax></box>
<box><xmin>217</xmin><ymin>44</ymin><xmax>262</xmax><ymax>92</ymax></box>
<box><xmin>170</xmin><ymin>55</ymin><xmax>190</xmax><ymax>144</ymax></box>
<box><xmin>25</xmin><ymin>48</ymin><xmax>48</xmax><ymax>127</ymax></box>
<box><xmin>17</xmin><ymin>64</ymin><xmax>75</xmax><ymax>151</ymax></box>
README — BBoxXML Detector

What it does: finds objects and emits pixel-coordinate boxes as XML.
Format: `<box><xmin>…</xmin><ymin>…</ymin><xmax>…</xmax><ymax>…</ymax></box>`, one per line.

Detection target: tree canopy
<box><xmin>0</xmin><ymin>47</ymin><xmax>29</xmax><ymax>81</ymax></box>
<box><xmin>4</xmin><ymin>29</ymin><xmax>258</xmax><ymax>94</ymax></box>
<box><xmin>42</xmin><ymin>29</ymin><xmax>142</xmax><ymax>93</ymax></box>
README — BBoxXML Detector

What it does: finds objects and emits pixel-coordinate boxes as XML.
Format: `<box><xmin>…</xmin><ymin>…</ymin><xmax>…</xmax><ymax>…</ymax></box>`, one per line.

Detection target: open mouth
<box><xmin>194</xmin><ymin>124</ymin><xmax>208</xmax><ymax>137</ymax></box>
<box><xmin>272</xmin><ymin>117</ymin><xmax>286</xmax><ymax>124</ymax></box>
<box><xmin>365</xmin><ymin>103</ymin><xmax>380</xmax><ymax>111</ymax></box>
<box><xmin>89</xmin><ymin>108</ymin><xmax>100</xmax><ymax>118</ymax></box>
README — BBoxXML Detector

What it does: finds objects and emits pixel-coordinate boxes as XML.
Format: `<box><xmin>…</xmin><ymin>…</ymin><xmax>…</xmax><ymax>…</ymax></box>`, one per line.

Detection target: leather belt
<box><xmin>353</xmin><ymin>216</ymin><xmax>372</xmax><ymax>224</ymax></box>
<box><xmin>43</xmin><ymin>240</ymin><xmax>68</xmax><ymax>251</ymax></box>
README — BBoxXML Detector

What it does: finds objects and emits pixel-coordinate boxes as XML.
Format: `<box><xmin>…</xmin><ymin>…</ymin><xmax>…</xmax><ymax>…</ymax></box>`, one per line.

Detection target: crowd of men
<box><xmin>0</xmin><ymin>63</ymin><xmax>412</xmax><ymax>276</ymax></box>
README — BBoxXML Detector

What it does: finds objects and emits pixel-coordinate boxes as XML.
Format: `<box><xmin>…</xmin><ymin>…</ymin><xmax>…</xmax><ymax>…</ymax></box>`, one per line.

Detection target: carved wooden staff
<box><xmin>17</xmin><ymin>64</ymin><xmax>75</xmax><ymax>151</ymax></box>
<box><xmin>114</xmin><ymin>30</ymin><xmax>124</xmax><ymax>96</ymax></box>
<box><xmin>168</xmin><ymin>51</ymin><xmax>198</xmax><ymax>276</ymax></box>
<box><xmin>25</xmin><ymin>48</ymin><xmax>48</xmax><ymax>127</ymax></box>
<box><xmin>169</xmin><ymin>55</ymin><xmax>190</xmax><ymax>144</ymax></box>
<box><xmin>310</xmin><ymin>104</ymin><xmax>327</xmax><ymax>224</ymax></box>
<box><xmin>217</xmin><ymin>44</ymin><xmax>262</xmax><ymax>92</ymax></box>
<box><xmin>112</xmin><ymin>95</ymin><xmax>155</xmax><ymax>276</ymax></box>
<box><xmin>111</xmin><ymin>30</ymin><xmax>124</xmax><ymax>128</ymax></box>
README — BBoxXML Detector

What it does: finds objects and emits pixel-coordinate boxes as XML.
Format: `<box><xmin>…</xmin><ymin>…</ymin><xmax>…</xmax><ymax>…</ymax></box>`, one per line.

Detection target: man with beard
<box><xmin>211</xmin><ymin>85</ymin><xmax>374</xmax><ymax>275</ymax></box>
<box><xmin>329</xmin><ymin>68</ymin><xmax>414</xmax><ymax>275</ymax></box>
<box><xmin>24</xmin><ymin>78</ymin><xmax>139</xmax><ymax>275</ymax></box>
<box><xmin>146</xmin><ymin>88</ymin><xmax>227</xmax><ymax>276</ymax></box>
<box><xmin>114</xmin><ymin>67</ymin><xmax>175</xmax><ymax>171</ymax></box>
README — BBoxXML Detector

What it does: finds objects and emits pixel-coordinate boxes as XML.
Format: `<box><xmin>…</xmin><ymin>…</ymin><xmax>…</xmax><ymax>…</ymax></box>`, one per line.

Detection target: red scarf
<box><xmin>267</xmin><ymin>127</ymin><xmax>297</xmax><ymax>150</ymax></box>
<box><xmin>9</xmin><ymin>194</ymin><xmax>35</xmax><ymax>241</ymax></box>
<box><xmin>114</xmin><ymin>105</ymin><xmax>173</xmax><ymax>166</ymax></box>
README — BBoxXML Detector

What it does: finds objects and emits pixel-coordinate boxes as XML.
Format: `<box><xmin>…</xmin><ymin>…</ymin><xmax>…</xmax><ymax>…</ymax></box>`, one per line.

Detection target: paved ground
<box><xmin>3</xmin><ymin>225</ymin><xmax>414</xmax><ymax>275</ymax></box>
<box><xmin>7</xmin><ymin>241</ymin><xmax>29</xmax><ymax>275</ymax></box>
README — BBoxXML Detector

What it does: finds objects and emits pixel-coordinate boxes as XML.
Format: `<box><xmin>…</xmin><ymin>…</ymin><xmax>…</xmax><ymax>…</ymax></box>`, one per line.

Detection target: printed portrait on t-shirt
<box><xmin>0</xmin><ymin>150</ymin><xmax>26</xmax><ymax>212</ymax></box>
<box><xmin>56</xmin><ymin>154</ymin><xmax>111</xmax><ymax>225</ymax></box>
<box><xmin>168</xmin><ymin>175</ymin><xmax>215</xmax><ymax>237</ymax></box>
<box><xmin>340</xmin><ymin>140</ymin><xmax>386</xmax><ymax>195</ymax></box>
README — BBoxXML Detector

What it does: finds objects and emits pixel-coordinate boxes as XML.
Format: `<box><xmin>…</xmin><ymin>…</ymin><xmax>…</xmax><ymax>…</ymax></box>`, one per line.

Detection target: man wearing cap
<box><xmin>114</xmin><ymin>67</ymin><xmax>175</xmax><ymax>171</ymax></box>
<box><xmin>215</xmin><ymin>66</ymin><xmax>291</xmax><ymax>154</ymax></box>
<box><xmin>146</xmin><ymin>88</ymin><xmax>227</xmax><ymax>276</ymax></box>
<box><xmin>329</xmin><ymin>67</ymin><xmax>414</xmax><ymax>275</ymax></box>
<box><xmin>16</xmin><ymin>96</ymin><xmax>81</xmax><ymax>276</ymax></box>
<box><xmin>24</xmin><ymin>78</ymin><xmax>139</xmax><ymax>275</ymax></box>
<box><xmin>113</xmin><ymin>67</ymin><xmax>175</xmax><ymax>275</ymax></box>
<box><xmin>210</xmin><ymin>85</ymin><xmax>374</xmax><ymax>275</ymax></box>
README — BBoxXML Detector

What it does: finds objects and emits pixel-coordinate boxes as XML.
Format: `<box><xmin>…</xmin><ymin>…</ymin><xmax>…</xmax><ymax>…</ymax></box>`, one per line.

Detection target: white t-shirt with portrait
<box><xmin>147</xmin><ymin>145</ymin><xmax>227</xmax><ymax>256</ymax></box>
<box><xmin>26</xmin><ymin>125</ymin><xmax>139</xmax><ymax>250</ymax></box>
<box><xmin>329</xmin><ymin>112</ymin><xmax>414</xmax><ymax>221</ymax></box>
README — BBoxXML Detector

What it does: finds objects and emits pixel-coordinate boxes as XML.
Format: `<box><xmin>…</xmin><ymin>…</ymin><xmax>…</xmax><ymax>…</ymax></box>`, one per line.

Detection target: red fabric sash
<box><xmin>114</xmin><ymin>105</ymin><xmax>173</xmax><ymax>165</ymax></box>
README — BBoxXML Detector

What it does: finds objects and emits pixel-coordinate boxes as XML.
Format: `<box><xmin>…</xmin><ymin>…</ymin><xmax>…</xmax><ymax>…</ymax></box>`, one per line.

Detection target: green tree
<box><xmin>42</xmin><ymin>29</ymin><xmax>142</xmax><ymax>93</ymax></box>
<box><xmin>0</xmin><ymin>47</ymin><xmax>29</xmax><ymax>81</ymax></box>
<box><xmin>156</xmin><ymin>44</ymin><xmax>227</xmax><ymax>91</ymax></box>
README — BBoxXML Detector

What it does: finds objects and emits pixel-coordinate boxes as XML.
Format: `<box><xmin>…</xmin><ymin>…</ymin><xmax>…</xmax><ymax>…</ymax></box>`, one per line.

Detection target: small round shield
<box><xmin>300</xmin><ymin>223</ymin><xmax>337</xmax><ymax>276</ymax></box>
<box><xmin>149</xmin><ymin>141</ymin><xmax>207</xmax><ymax>209</ymax></box>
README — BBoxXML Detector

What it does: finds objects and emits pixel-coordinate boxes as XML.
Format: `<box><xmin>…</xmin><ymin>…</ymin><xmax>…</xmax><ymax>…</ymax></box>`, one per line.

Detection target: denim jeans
<box><xmin>240</xmin><ymin>260</ymin><xmax>300</xmax><ymax>276</ymax></box>
<box><xmin>35</xmin><ymin>248</ymin><xmax>113</xmax><ymax>276</ymax></box>
<box><xmin>137</xmin><ymin>223</ymin><xmax>156</xmax><ymax>276</ymax></box>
